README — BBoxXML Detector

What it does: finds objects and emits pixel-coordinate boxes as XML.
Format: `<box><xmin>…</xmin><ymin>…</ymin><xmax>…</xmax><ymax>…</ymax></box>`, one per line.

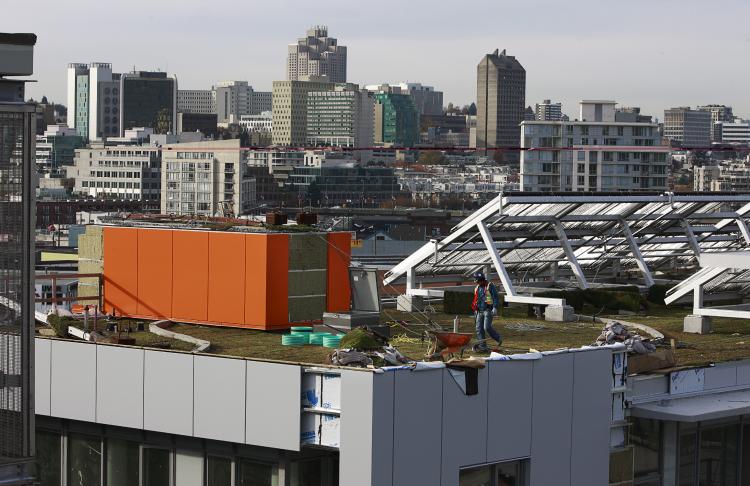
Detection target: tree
<box><xmin>41</xmin><ymin>95</ymin><xmax>49</xmax><ymax>104</ymax></box>
<box><xmin>419</xmin><ymin>151</ymin><xmax>446</xmax><ymax>165</ymax></box>
<box><xmin>154</xmin><ymin>108</ymin><xmax>171</xmax><ymax>135</ymax></box>
<box><xmin>468</xmin><ymin>102</ymin><xmax>477</xmax><ymax>116</ymax></box>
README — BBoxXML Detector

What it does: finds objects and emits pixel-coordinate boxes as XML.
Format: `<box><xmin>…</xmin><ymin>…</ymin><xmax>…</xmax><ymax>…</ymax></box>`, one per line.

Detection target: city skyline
<box><xmin>9</xmin><ymin>0</ymin><xmax>750</xmax><ymax>118</ymax></box>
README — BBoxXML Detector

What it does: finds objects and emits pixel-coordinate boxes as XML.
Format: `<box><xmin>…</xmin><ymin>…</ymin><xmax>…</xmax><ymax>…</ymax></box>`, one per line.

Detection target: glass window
<box><xmin>68</xmin><ymin>433</ymin><xmax>102</xmax><ymax>486</ymax></box>
<box><xmin>106</xmin><ymin>438</ymin><xmax>139</xmax><ymax>486</ymax></box>
<box><xmin>679</xmin><ymin>427</ymin><xmax>697</xmax><ymax>485</ymax></box>
<box><xmin>206</xmin><ymin>456</ymin><xmax>232</xmax><ymax>486</ymax></box>
<box><xmin>143</xmin><ymin>447</ymin><xmax>171</xmax><ymax>486</ymax></box>
<box><xmin>459</xmin><ymin>465</ymin><xmax>491</xmax><ymax>486</ymax></box>
<box><xmin>699</xmin><ymin>424</ymin><xmax>738</xmax><ymax>486</ymax></box>
<box><xmin>36</xmin><ymin>431</ymin><xmax>61</xmax><ymax>486</ymax></box>
<box><xmin>238</xmin><ymin>458</ymin><xmax>278</xmax><ymax>486</ymax></box>
<box><xmin>632</xmin><ymin>418</ymin><xmax>661</xmax><ymax>484</ymax></box>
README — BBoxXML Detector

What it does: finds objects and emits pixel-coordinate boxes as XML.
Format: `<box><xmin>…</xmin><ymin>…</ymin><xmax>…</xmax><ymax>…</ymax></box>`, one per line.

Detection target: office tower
<box><xmin>663</xmin><ymin>107</ymin><xmax>712</xmax><ymax>148</ymax></box>
<box><xmin>306</xmin><ymin>86</ymin><xmax>374</xmax><ymax>148</ymax></box>
<box><xmin>476</xmin><ymin>49</ymin><xmax>526</xmax><ymax>163</ymax></box>
<box><xmin>0</xmin><ymin>32</ymin><xmax>37</xmax><ymax>485</ymax></box>
<box><xmin>35</xmin><ymin>125</ymin><xmax>85</xmax><ymax>175</ymax></box>
<box><xmin>394</xmin><ymin>83</ymin><xmax>443</xmax><ymax>116</ymax></box>
<box><xmin>272</xmin><ymin>78</ymin><xmax>334</xmax><ymax>146</ymax></box>
<box><xmin>161</xmin><ymin>139</ymin><xmax>255</xmax><ymax>216</ymax></box>
<box><xmin>373</xmin><ymin>92</ymin><xmax>419</xmax><ymax>147</ymax></box>
<box><xmin>715</xmin><ymin>120</ymin><xmax>750</xmax><ymax>144</ymax></box>
<box><xmin>66</xmin><ymin>62</ymin><xmax>120</xmax><ymax>140</ymax></box>
<box><xmin>535</xmin><ymin>99</ymin><xmax>563</xmax><ymax>121</ymax></box>
<box><xmin>214</xmin><ymin>81</ymin><xmax>272</xmax><ymax>124</ymax></box>
<box><xmin>521</xmin><ymin>100</ymin><xmax>669</xmax><ymax>192</ymax></box>
<box><xmin>698</xmin><ymin>105</ymin><xmax>734</xmax><ymax>142</ymax></box>
<box><xmin>177</xmin><ymin>89</ymin><xmax>215</xmax><ymax>114</ymax></box>
<box><xmin>287</xmin><ymin>26</ymin><xmax>347</xmax><ymax>83</ymax></box>
<box><xmin>120</xmin><ymin>71</ymin><xmax>177</xmax><ymax>136</ymax></box>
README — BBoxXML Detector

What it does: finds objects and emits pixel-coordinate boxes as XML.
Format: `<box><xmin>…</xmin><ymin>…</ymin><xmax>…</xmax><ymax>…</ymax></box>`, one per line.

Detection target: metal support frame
<box><xmin>736</xmin><ymin>218</ymin><xmax>750</xmax><ymax>245</ymax></box>
<box><xmin>618</xmin><ymin>219</ymin><xmax>655</xmax><ymax>287</ymax></box>
<box><xmin>682</xmin><ymin>219</ymin><xmax>701</xmax><ymax>257</ymax></box>
<box><xmin>552</xmin><ymin>220</ymin><xmax>589</xmax><ymax>289</ymax></box>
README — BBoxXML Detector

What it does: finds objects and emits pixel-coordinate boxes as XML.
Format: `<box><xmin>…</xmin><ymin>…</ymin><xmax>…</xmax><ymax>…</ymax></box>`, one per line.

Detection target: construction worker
<box><xmin>471</xmin><ymin>272</ymin><xmax>502</xmax><ymax>352</ymax></box>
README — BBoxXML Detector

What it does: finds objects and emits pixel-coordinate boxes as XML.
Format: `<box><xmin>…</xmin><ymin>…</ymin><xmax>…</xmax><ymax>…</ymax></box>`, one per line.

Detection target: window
<box><xmin>36</xmin><ymin>431</ymin><xmax>61</xmax><ymax>486</ymax></box>
<box><xmin>238</xmin><ymin>458</ymin><xmax>279</xmax><ymax>486</ymax></box>
<box><xmin>107</xmin><ymin>438</ymin><xmax>139</xmax><ymax>486</ymax></box>
<box><xmin>68</xmin><ymin>433</ymin><xmax>102</xmax><ymax>486</ymax></box>
<box><xmin>459</xmin><ymin>459</ymin><xmax>527</xmax><ymax>486</ymax></box>
<box><xmin>206</xmin><ymin>456</ymin><xmax>232</xmax><ymax>486</ymax></box>
<box><xmin>143</xmin><ymin>447</ymin><xmax>171</xmax><ymax>486</ymax></box>
<box><xmin>577</xmin><ymin>151</ymin><xmax>585</xmax><ymax>161</ymax></box>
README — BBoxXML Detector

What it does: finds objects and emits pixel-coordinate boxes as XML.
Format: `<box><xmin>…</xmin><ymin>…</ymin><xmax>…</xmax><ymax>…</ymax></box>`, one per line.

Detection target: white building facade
<box><xmin>521</xmin><ymin>101</ymin><xmax>670</xmax><ymax>192</ymax></box>
<box><xmin>287</xmin><ymin>26</ymin><xmax>347</xmax><ymax>83</ymax></box>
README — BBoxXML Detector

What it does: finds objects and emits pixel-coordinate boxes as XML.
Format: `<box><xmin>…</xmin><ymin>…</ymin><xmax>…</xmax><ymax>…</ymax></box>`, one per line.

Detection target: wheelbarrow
<box><xmin>426</xmin><ymin>331</ymin><xmax>473</xmax><ymax>360</ymax></box>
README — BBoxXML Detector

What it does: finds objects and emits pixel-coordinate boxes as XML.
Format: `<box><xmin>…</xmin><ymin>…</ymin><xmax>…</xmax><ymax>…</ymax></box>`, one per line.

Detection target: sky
<box><xmin>6</xmin><ymin>0</ymin><xmax>750</xmax><ymax>120</ymax></box>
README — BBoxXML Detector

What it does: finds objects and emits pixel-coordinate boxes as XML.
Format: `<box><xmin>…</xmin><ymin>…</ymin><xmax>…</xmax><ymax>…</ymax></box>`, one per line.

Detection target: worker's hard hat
<box><xmin>473</xmin><ymin>272</ymin><xmax>485</xmax><ymax>282</ymax></box>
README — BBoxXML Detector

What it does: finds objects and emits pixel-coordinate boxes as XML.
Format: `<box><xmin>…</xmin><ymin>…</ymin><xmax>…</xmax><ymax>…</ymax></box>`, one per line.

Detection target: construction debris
<box><xmin>593</xmin><ymin>321</ymin><xmax>657</xmax><ymax>354</ymax></box>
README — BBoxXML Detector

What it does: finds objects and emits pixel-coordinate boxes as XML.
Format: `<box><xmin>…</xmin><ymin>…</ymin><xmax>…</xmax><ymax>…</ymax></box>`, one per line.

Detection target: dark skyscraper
<box><xmin>476</xmin><ymin>49</ymin><xmax>526</xmax><ymax>163</ymax></box>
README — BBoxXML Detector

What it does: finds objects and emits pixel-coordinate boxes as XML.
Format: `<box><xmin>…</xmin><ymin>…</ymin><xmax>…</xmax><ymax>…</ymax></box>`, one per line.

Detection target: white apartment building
<box><xmin>306</xmin><ymin>86</ymin><xmax>374</xmax><ymax>148</ymax></box>
<box><xmin>161</xmin><ymin>139</ymin><xmax>255</xmax><ymax>216</ymax></box>
<box><xmin>177</xmin><ymin>89</ymin><xmax>216</xmax><ymax>114</ymax></box>
<box><xmin>287</xmin><ymin>26</ymin><xmax>347</xmax><ymax>83</ymax></box>
<box><xmin>695</xmin><ymin>163</ymin><xmax>750</xmax><ymax>192</ymax></box>
<box><xmin>521</xmin><ymin>100</ymin><xmax>670</xmax><ymax>192</ymax></box>
<box><xmin>234</xmin><ymin>111</ymin><xmax>273</xmax><ymax>133</ymax></box>
<box><xmin>70</xmin><ymin>144</ymin><xmax>161</xmax><ymax>201</ymax></box>
<box><xmin>535</xmin><ymin>99</ymin><xmax>563</xmax><ymax>121</ymax></box>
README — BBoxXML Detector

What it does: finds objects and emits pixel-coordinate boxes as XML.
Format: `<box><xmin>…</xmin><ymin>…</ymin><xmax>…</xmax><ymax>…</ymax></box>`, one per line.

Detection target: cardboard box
<box><xmin>628</xmin><ymin>349</ymin><xmax>676</xmax><ymax>375</ymax></box>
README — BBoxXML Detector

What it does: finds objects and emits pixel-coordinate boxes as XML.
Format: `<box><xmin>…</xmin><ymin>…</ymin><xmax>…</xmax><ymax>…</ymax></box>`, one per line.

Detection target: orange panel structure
<box><xmin>136</xmin><ymin>229</ymin><xmax>173</xmax><ymax>319</ymax></box>
<box><xmin>99</xmin><ymin>227</ymin><xmax>351</xmax><ymax>329</ymax></box>
<box><xmin>264</xmin><ymin>233</ymin><xmax>289</xmax><ymax>328</ymax></box>
<box><xmin>207</xmin><ymin>233</ymin><xmax>246</xmax><ymax>326</ymax></box>
<box><xmin>326</xmin><ymin>232</ymin><xmax>352</xmax><ymax>312</ymax></box>
<box><xmin>172</xmin><ymin>230</ymin><xmax>209</xmax><ymax>322</ymax></box>
<box><xmin>103</xmin><ymin>227</ymin><xmax>139</xmax><ymax>316</ymax></box>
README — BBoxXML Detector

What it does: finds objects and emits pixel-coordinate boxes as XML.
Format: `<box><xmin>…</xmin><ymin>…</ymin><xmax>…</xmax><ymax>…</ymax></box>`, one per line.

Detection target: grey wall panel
<box><xmin>629</xmin><ymin>374</ymin><xmax>668</xmax><ymax>398</ymax></box>
<box><xmin>245</xmin><ymin>361</ymin><xmax>301</xmax><ymax>451</ymax></box>
<box><xmin>441</xmin><ymin>367</ymin><xmax>489</xmax><ymax>486</ymax></box>
<box><xmin>194</xmin><ymin>355</ymin><xmax>246</xmax><ymax>443</ymax></box>
<box><xmin>530</xmin><ymin>353</ymin><xmax>574</xmax><ymax>486</ymax></box>
<box><xmin>371</xmin><ymin>372</ymin><xmax>395</xmax><ymax>486</ymax></box>
<box><xmin>340</xmin><ymin>371</ymin><xmax>375</xmax><ymax>486</ymax></box>
<box><xmin>486</xmin><ymin>360</ymin><xmax>533</xmax><ymax>463</ymax></box>
<box><xmin>570</xmin><ymin>349</ymin><xmax>612</xmax><ymax>486</ymax></box>
<box><xmin>704</xmin><ymin>363</ymin><xmax>738</xmax><ymax>390</ymax></box>
<box><xmin>96</xmin><ymin>345</ymin><xmax>144</xmax><ymax>429</ymax></box>
<box><xmin>50</xmin><ymin>340</ymin><xmax>97</xmax><ymax>422</ymax></box>
<box><xmin>392</xmin><ymin>368</ymin><xmax>443</xmax><ymax>486</ymax></box>
<box><xmin>143</xmin><ymin>350</ymin><xmax>194</xmax><ymax>436</ymax></box>
<box><xmin>737</xmin><ymin>362</ymin><xmax>750</xmax><ymax>385</ymax></box>
<box><xmin>34</xmin><ymin>338</ymin><xmax>51</xmax><ymax>416</ymax></box>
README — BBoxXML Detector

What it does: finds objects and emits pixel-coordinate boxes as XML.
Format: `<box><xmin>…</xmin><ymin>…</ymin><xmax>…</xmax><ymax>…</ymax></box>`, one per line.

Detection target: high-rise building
<box><xmin>272</xmin><ymin>78</ymin><xmax>334</xmax><ymax>146</ymax></box>
<box><xmin>663</xmin><ymin>107</ymin><xmax>712</xmax><ymax>148</ymax></box>
<box><xmin>535</xmin><ymin>99</ymin><xmax>563</xmax><ymax>121</ymax></box>
<box><xmin>0</xmin><ymin>32</ymin><xmax>37</xmax><ymax>485</ymax></box>
<box><xmin>161</xmin><ymin>139</ymin><xmax>256</xmax><ymax>216</ymax></box>
<box><xmin>715</xmin><ymin>120</ymin><xmax>750</xmax><ymax>144</ymax></box>
<box><xmin>521</xmin><ymin>100</ymin><xmax>670</xmax><ymax>192</ymax></box>
<box><xmin>287</xmin><ymin>26</ymin><xmax>347</xmax><ymax>83</ymax></box>
<box><xmin>698</xmin><ymin>105</ymin><xmax>734</xmax><ymax>142</ymax></box>
<box><xmin>476</xmin><ymin>49</ymin><xmax>526</xmax><ymax>163</ymax></box>
<box><xmin>306</xmin><ymin>85</ymin><xmax>374</xmax><ymax>148</ymax></box>
<box><xmin>66</xmin><ymin>62</ymin><xmax>121</xmax><ymax>140</ymax></box>
<box><xmin>177</xmin><ymin>89</ymin><xmax>215</xmax><ymax>114</ymax></box>
<box><xmin>373</xmin><ymin>92</ymin><xmax>419</xmax><ymax>147</ymax></box>
<box><xmin>214</xmin><ymin>81</ymin><xmax>272</xmax><ymax>124</ymax></box>
<box><xmin>120</xmin><ymin>71</ymin><xmax>177</xmax><ymax>136</ymax></box>
<box><xmin>364</xmin><ymin>83</ymin><xmax>443</xmax><ymax>117</ymax></box>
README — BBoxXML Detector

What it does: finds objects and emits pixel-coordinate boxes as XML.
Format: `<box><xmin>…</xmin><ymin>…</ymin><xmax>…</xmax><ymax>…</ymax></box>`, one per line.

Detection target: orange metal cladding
<box><xmin>102</xmin><ymin>227</ymin><xmax>139</xmax><ymax>316</ymax></box>
<box><xmin>207</xmin><ymin>232</ymin><xmax>246</xmax><ymax>326</ymax></box>
<box><xmin>264</xmin><ymin>233</ymin><xmax>289</xmax><ymax>328</ymax></box>
<box><xmin>244</xmin><ymin>234</ymin><xmax>268</xmax><ymax>326</ymax></box>
<box><xmin>172</xmin><ymin>230</ymin><xmax>209</xmax><ymax>322</ymax></box>
<box><xmin>136</xmin><ymin>229</ymin><xmax>173</xmax><ymax>319</ymax></box>
<box><xmin>326</xmin><ymin>232</ymin><xmax>352</xmax><ymax>312</ymax></box>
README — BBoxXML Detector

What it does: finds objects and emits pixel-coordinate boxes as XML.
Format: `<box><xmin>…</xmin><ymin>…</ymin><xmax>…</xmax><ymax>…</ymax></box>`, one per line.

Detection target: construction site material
<box><xmin>265</xmin><ymin>212</ymin><xmax>288</xmax><ymax>226</ymax></box>
<box><xmin>545</xmin><ymin>304</ymin><xmax>575</xmax><ymax>322</ymax></box>
<box><xmin>149</xmin><ymin>320</ymin><xmax>211</xmax><ymax>352</ymax></box>
<box><xmin>338</xmin><ymin>328</ymin><xmax>382</xmax><ymax>350</ymax></box>
<box><xmin>684</xmin><ymin>314</ymin><xmax>712</xmax><ymax>334</ymax></box>
<box><xmin>291</xmin><ymin>326</ymin><xmax>313</xmax><ymax>332</ymax></box>
<box><xmin>328</xmin><ymin>349</ymin><xmax>372</xmax><ymax>367</ymax></box>
<box><xmin>309</xmin><ymin>332</ymin><xmax>331</xmax><ymax>345</ymax></box>
<box><xmin>322</xmin><ymin>335</ymin><xmax>343</xmax><ymax>348</ymax></box>
<box><xmin>594</xmin><ymin>321</ymin><xmax>657</xmax><ymax>354</ymax></box>
<box><xmin>282</xmin><ymin>335</ymin><xmax>307</xmax><ymax>346</ymax></box>
<box><xmin>628</xmin><ymin>349</ymin><xmax>677</xmax><ymax>374</ymax></box>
